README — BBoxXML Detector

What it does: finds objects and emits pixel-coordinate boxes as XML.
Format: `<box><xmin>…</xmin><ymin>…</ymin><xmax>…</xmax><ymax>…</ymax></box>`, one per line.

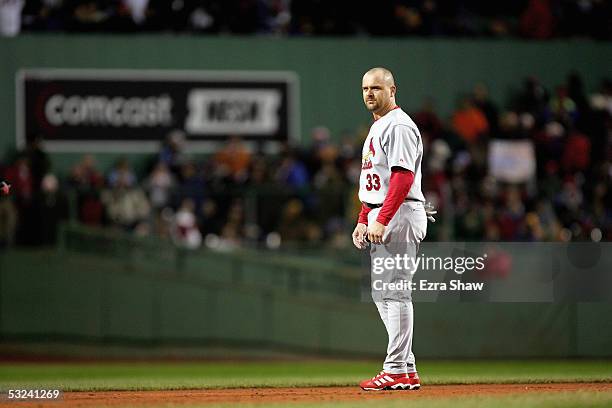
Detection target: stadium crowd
<box><xmin>0</xmin><ymin>71</ymin><xmax>610</xmax><ymax>249</ymax></box>
<box><xmin>0</xmin><ymin>0</ymin><xmax>610</xmax><ymax>39</ymax></box>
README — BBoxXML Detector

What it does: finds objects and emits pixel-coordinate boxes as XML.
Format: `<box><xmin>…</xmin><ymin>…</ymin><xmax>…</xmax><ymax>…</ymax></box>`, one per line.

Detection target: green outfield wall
<box><xmin>1</xmin><ymin>35</ymin><xmax>611</xmax><ymax>174</ymax></box>
<box><xmin>1</xmin><ymin>225</ymin><xmax>611</xmax><ymax>358</ymax></box>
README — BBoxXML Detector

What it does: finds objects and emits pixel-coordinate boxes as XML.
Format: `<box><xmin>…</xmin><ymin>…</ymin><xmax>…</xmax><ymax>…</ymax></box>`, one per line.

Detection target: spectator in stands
<box><xmin>218</xmin><ymin>199</ymin><xmax>245</xmax><ymax>248</ymax></box>
<box><xmin>556</xmin><ymin>178</ymin><xmax>584</xmax><ymax>215</ymax></box>
<box><xmin>306</xmin><ymin>126</ymin><xmax>331</xmax><ymax>175</ymax></box>
<box><xmin>520</xmin><ymin>0</ymin><xmax>554</xmax><ymax>39</ymax></box>
<box><xmin>338</xmin><ymin>133</ymin><xmax>361</xmax><ymax>184</ymax></box>
<box><xmin>245</xmin><ymin>157</ymin><xmax>282</xmax><ymax>235</ymax></box>
<box><xmin>25</xmin><ymin>137</ymin><xmax>50</xmax><ymax>193</ymax></box>
<box><xmin>562</xmin><ymin>128</ymin><xmax>591</xmax><ymax>173</ymax></box>
<box><xmin>259</xmin><ymin>0</ymin><xmax>291</xmax><ymax>34</ymax></box>
<box><xmin>108</xmin><ymin>157</ymin><xmax>137</xmax><ymax>188</ymax></box>
<box><xmin>424</xmin><ymin>138</ymin><xmax>451</xmax><ymax>211</ymax></box>
<box><xmin>0</xmin><ymin>184</ymin><xmax>17</xmax><ymax>247</ymax></box>
<box><xmin>591</xmin><ymin>180</ymin><xmax>612</xmax><ymax>239</ymax></box>
<box><xmin>4</xmin><ymin>155</ymin><xmax>35</xmax><ymax>245</ymax></box>
<box><xmin>144</xmin><ymin>161</ymin><xmax>175</xmax><ymax>238</ymax></box>
<box><xmin>69</xmin><ymin>0</ymin><xmax>114</xmax><ymax>32</ymax></box>
<box><xmin>276</xmin><ymin>150</ymin><xmax>309</xmax><ymax>189</ymax></box>
<box><xmin>213</xmin><ymin>136</ymin><xmax>251</xmax><ymax>184</ymax></box>
<box><xmin>198</xmin><ymin>198</ymin><xmax>223</xmax><ymax>237</ymax></box>
<box><xmin>312</xmin><ymin>142</ymin><xmax>342</xmax><ymax>188</ymax></box>
<box><xmin>120</xmin><ymin>0</ymin><xmax>149</xmax><ymax>26</ymax></box>
<box><xmin>455</xmin><ymin>206</ymin><xmax>485</xmax><ymax>241</ymax></box>
<box><xmin>9</xmin><ymin>0</ymin><xmax>612</xmax><ymax>39</ymax></box>
<box><xmin>534</xmin><ymin>121</ymin><xmax>565</xmax><ymax>177</ymax></box>
<box><xmin>497</xmin><ymin>111</ymin><xmax>522</xmax><ymax>140</ymax></box>
<box><xmin>497</xmin><ymin>186</ymin><xmax>527</xmax><ymax>240</ymax></box>
<box><xmin>247</xmin><ymin>158</ymin><xmax>270</xmax><ymax>186</ymax></box>
<box><xmin>472</xmin><ymin>84</ymin><xmax>499</xmax><ymax>136</ymax></box>
<box><xmin>566</xmin><ymin>72</ymin><xmax>590</xmax><ymax>115</ymax></box>
<box><xmin>21</xmin><ymin>0</ymin><xmax>65</xmax><ymax>32</ymax></box>
<box><xmin>159</xmin><ymin>130</ymin><xmax>186</xmax><ymax>176</ymax></box>
<box><xmin>277</xmin><ymin>198</ymin><xmax>320</xmax><ymax>242</ymax></box>
<box><xmin>171</xmin><ymin>198</ymin><xmax>202</xmax><ymax>249</ymax></box>
<box><xmin>516</xmin><ymin>77</ymin><xmax>549</xmax><ymax>120</ymax></box>
<box><xmin>549</xmin><ymin>86</ymin><xmax>578</xmax><ymax>125</ymax></box>
<box><xmin>101</xmin><ymin>173</ymin><xmax>150</xmax><ymax>230</ymax></box>
<box><xmin>5</xmin><ymin>154</ymin><xmax>32</xmax><ymax>204</ymax></box>
<box><xmin>452</xmin><ymin>97</ymin><xmax>489</xmax><ymax>144</ymax></box>
<box><xmin>176</xmin><ymin>161</ymin><xmax>206</xmax><ymax>210</ymax></box>
<box><xmin>34</xmin><ymin>173</ymin><xmax>69</xmax><ymax>245</ymax></box>
<box><xmin>588</xmin><ymin>79</ymin><xmax>612</xmax><ymax>163</ymax></box>
<box><xmin>590</xmin><ymin>79</ymin><xmax>612</xmax><ymax>116</ymax></box>
<box><xmin>313</xmin><ymin>161</ymin><xmax>343</xmax><ymax>189</ymax></box>
<box><xmin>69</xmin><ymin>154</ymin><xmax>105</xmax><ymax>226</ymax></box>
<box><xmin>6</xmin><ymin>71</ymin><xmax>611</xmax><ymax>247</ymax></box>
<box><xmin>144</xmin><ymin>162</ymin><xmax>175</xmax><ymax>212</ymax></box>
<box><xmin>0</xmin><ymin>0</ymin><xmax>24</xmax><ymax>36</ymax></box>
<box><xmin>533</xmin><ymin>199</ymin><xmax>562</xmax><ymax>241</ymax></box>
<box><xmin>413</xmin><ymin>98</ymin><xmax>443</xmax><ymax>141</ymax></box>
<box><xmin>186</xmin><ymin>3</ymin><xmax>218</xmax><ymax>33</ymax></box>
<box><xmin>70</xmin><ymin>154</ymin><xmax>104</xmax><ymax>189</ymax></box>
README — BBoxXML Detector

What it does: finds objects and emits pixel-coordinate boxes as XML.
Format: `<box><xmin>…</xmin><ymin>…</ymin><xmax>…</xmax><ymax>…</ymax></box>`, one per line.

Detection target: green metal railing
<box><xmin>58</xmin><ymin>222</ymin><xmax>364</xmax><ymax>301</ymax></box>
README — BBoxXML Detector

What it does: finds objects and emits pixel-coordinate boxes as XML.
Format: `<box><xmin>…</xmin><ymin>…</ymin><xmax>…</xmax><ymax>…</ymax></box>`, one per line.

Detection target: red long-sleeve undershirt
<box><xmin>357</xmin><ymin>168</ymin><xmax>415</xmax><ymax>226</ymax></box>
<box><xmin>357</xmin><ymin>203</ymin><xmax>372</xmax><ymax>224</ymax></box>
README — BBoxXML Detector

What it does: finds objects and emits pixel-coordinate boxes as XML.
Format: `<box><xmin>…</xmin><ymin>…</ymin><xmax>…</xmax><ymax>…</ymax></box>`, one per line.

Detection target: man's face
<box><xmin>362</xmin><ymin>72</ymin><xmax>395</xmax><ymax>113</ymax></box>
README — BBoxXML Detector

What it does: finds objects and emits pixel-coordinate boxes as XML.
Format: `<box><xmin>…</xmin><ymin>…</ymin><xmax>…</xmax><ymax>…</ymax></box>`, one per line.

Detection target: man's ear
<box><xmin>390</xmin><ymin>85</ymin><xmax>397</xmax><ymax>98</ymax></box>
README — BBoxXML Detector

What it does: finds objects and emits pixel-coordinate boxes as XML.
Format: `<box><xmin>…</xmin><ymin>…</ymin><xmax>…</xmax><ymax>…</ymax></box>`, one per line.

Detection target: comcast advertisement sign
<box><xmin>17</xmin><ymin>69</ymin><xmax>299</xmax><ymax>151</ymax></box>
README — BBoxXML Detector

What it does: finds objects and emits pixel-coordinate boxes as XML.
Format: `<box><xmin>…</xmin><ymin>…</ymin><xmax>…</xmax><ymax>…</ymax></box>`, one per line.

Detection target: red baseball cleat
<box><xmin>359</xmin><ymin>371</ymin><xmax>421</xmax><ymax>391</ymax></box>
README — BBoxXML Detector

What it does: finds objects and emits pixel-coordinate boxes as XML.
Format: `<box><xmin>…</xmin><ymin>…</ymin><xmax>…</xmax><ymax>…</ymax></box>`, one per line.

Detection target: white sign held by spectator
<box><xmin>488</xmin><ymin>140</ymin><xmax>536</xmax><ymax>183</ymax></box>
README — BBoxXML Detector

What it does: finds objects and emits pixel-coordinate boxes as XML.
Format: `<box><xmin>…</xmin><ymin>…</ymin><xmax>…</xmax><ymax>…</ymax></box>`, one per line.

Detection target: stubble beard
<box><xmin>365</xmin><ymin>100</ymin><xmax>379</xmax><ymax>112</ymax></box>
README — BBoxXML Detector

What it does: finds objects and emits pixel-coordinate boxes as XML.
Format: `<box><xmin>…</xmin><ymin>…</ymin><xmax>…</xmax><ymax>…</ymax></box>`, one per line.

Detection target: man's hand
<box><xmin>424</xmin><ymin>202</ymin><xmax>437</xmax><ymax>223</ymax></box>
<box><xmin>352</xmin><ymin>223</ymin><xmax>368</xmax><ymax>249</ymax></box>
<box><xmin>367</xmin><ymin>221</ymin><xmax>386</xmax><ymax>245</ymax></box>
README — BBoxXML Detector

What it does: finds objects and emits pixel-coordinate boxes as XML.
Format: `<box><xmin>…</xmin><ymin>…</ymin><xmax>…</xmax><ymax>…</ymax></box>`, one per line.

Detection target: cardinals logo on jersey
<box><xmin>362</xmin><ymin>138</ymin><xmax>375</xmax><ymax>169</ymax></box>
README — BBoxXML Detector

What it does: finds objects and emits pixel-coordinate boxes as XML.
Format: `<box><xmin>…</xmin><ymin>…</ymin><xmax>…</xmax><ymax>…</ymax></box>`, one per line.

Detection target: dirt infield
<box><xmin>4</xmin><ymin>383</ymin><xmax>612</xmax><ymax>407</ymax></box>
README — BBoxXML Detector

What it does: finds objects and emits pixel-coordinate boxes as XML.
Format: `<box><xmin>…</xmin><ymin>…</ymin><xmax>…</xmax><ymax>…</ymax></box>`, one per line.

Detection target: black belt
<box><xmin>365</xmin><ymin>198</ymin><xmax>422</xmax><ymax>209</ymax></box>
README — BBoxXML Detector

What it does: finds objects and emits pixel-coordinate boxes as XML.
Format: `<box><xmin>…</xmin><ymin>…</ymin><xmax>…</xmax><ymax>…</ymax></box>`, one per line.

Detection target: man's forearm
<box><xmin>358</xmin><ymin>203</ymin><xmax>372</xmax><ymax>225</ymax></box>
<box><xmin>376</xmin><ymin>169</ymin><xmax>414</xmax><ymax>226</ymax></box>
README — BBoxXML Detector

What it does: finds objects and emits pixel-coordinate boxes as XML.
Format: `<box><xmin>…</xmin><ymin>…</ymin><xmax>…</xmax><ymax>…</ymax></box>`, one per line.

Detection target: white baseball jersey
<box><xmin>359</xmin><ymin>107</ymin><xmax>425</xmax><ymax>204</ymax></box>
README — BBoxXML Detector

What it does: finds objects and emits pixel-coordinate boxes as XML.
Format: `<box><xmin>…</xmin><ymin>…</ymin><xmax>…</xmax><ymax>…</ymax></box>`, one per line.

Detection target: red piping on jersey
<box><xmin>376</xmin><ymin>168</ymin><xmax>415</xmax><ymax>226</ymax></box>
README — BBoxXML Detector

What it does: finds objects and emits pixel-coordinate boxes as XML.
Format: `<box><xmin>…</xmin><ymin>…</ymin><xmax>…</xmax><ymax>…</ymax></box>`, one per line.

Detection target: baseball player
<box><xmin>353</xmin><ymin>67</ymin><xmax>432</xmax><ymax>391</ymax></box>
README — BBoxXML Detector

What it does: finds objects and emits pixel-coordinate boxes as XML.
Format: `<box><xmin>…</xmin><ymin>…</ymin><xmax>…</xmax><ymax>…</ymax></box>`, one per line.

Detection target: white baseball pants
<box><xmin>368</xmin><ymin>201</ymin><xmax>427</xmax><ymax>374</ymax></box>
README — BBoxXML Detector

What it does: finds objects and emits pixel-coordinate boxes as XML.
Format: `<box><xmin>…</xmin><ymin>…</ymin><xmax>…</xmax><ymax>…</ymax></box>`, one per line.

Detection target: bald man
<box><xmin>354</xmin><ymin>67</ymin><xmax>428</xmax><ymax>391</ymax></box>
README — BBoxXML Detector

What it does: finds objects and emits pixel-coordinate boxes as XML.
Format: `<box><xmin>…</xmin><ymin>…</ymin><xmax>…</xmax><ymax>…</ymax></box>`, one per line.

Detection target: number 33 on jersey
<box><xmin>358</xmin><ymin>108</ymin><xmax>426</xmax><ymax>204</ymax></box>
